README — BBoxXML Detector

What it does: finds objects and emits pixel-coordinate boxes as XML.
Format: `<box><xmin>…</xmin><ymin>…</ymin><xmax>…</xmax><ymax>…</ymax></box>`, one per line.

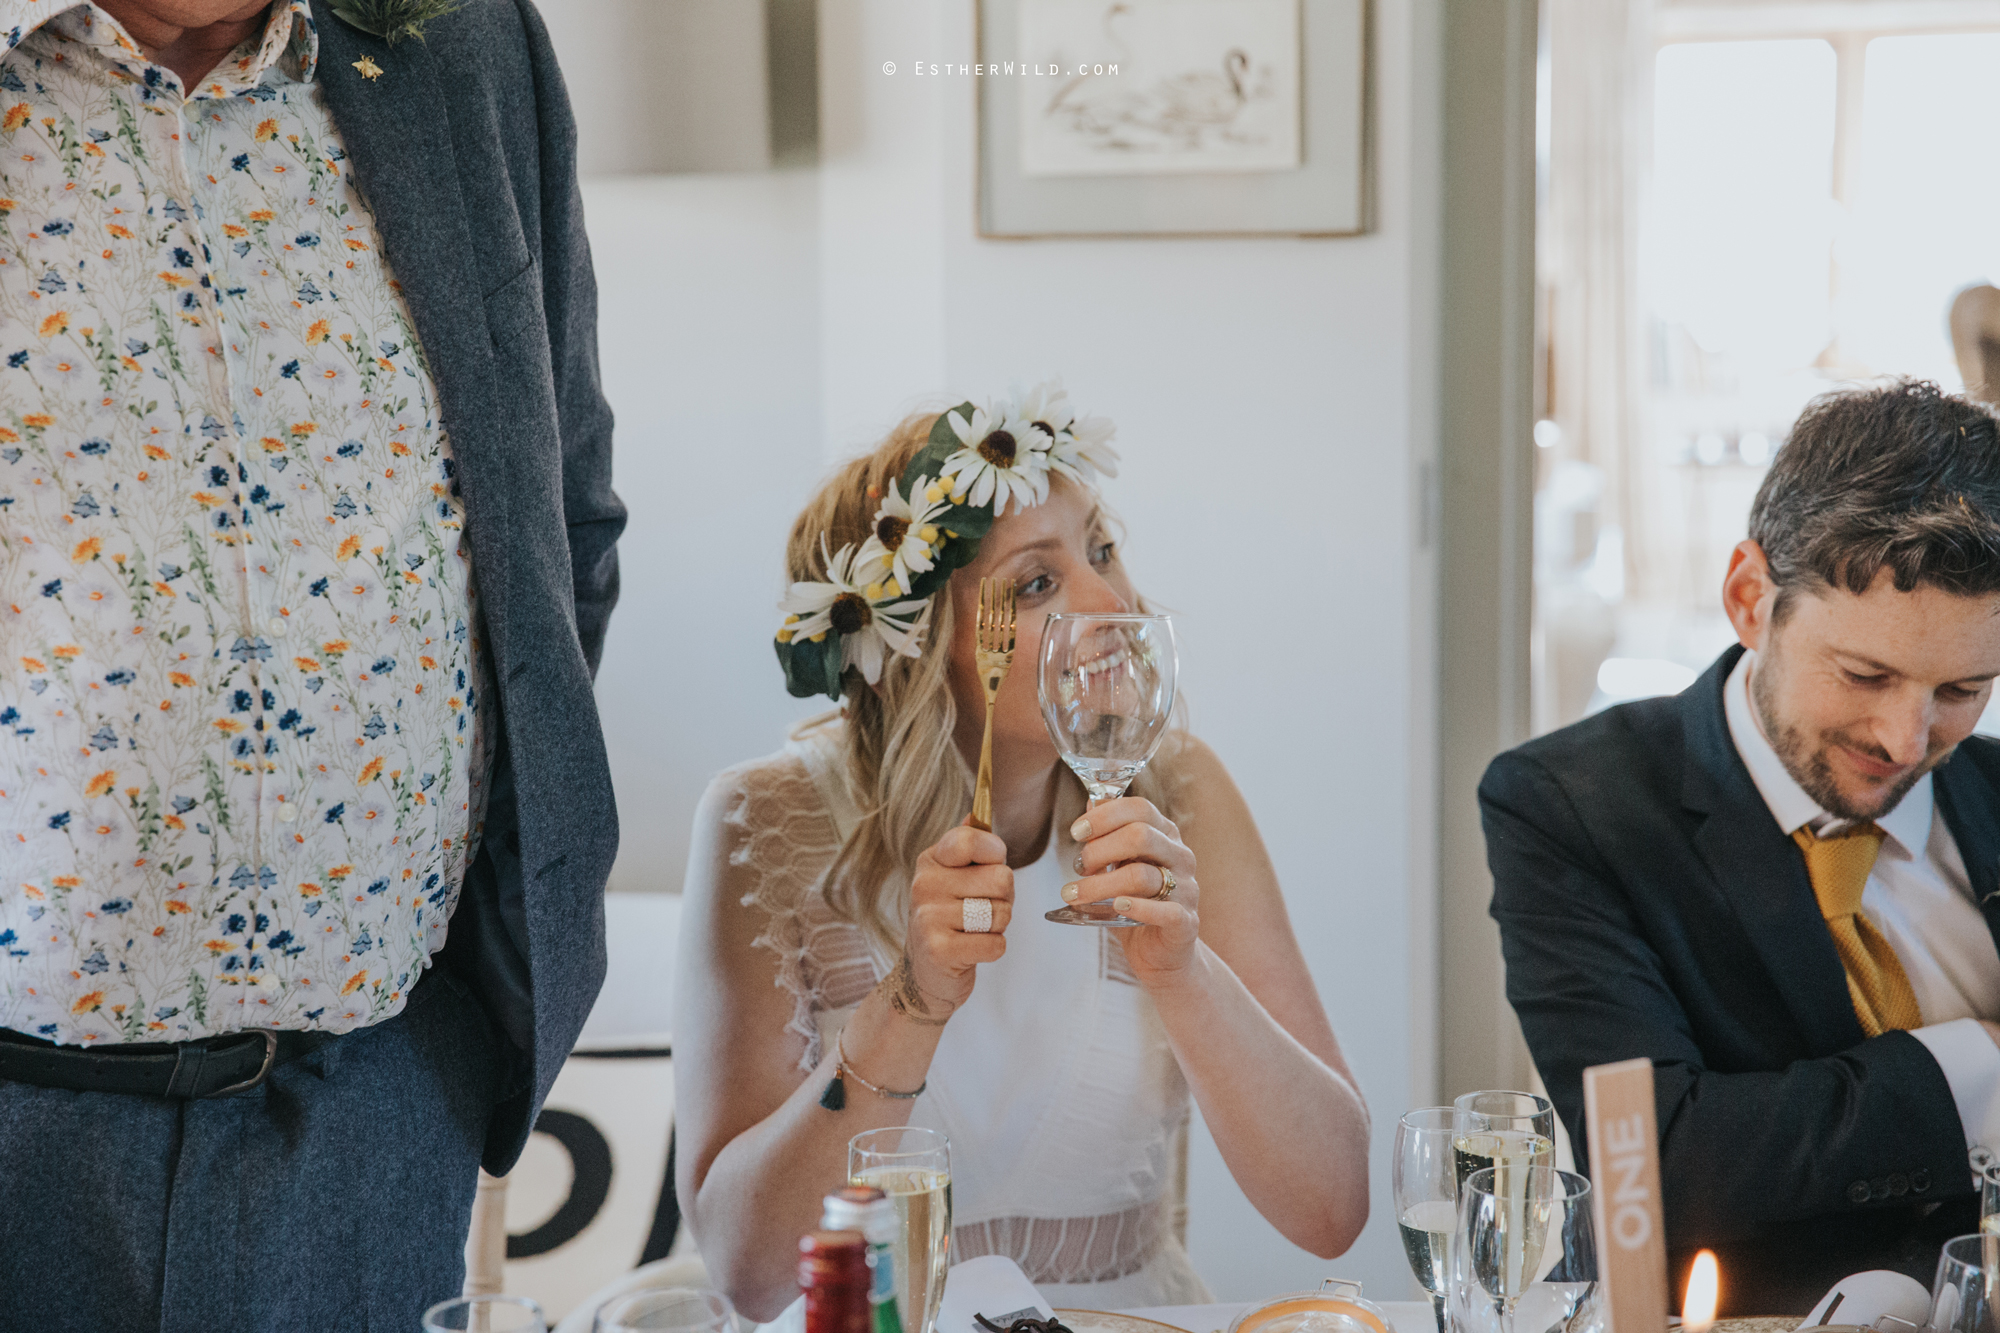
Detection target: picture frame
<box><xmin>976</xmin><ymin>0</ymin><xmax>1370</xmax><ymax>238</ymax></box>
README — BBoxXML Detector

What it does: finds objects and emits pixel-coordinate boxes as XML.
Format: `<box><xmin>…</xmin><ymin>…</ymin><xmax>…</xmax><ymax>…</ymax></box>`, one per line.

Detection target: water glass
<box><xmin>849</xmin><ymin>1126</ymin><xmax>952</xmax><ymax>1333</ymax></box>
<box><xmin>1930</xmin><ymin>1235</ymin><xmax>2000</xmax><ymax>1333</ymax></box>
<box><xmin>1449</xmin><ymin>1166</ymin><xmax>1598</xmax><ymax>1333</ymax></box>
<box><xmin>422</xmin><ymin>1294</ymin><xmax>548</xmax><ymax>1333</ymax></box>
<box><xmin>597</xmin><ymin>1288</ymin><xmax>736</xmax><ymax>1333</ymax></box>
<box><xmin>1397</xmin><ymin>1108</ymin><xmax>1460</xmax><ymax>1332</ymax></box>
<box><xmin>1037</xmin><ymin>612</ymin><xmax>1178</xmax><ymax>926</ymax></box>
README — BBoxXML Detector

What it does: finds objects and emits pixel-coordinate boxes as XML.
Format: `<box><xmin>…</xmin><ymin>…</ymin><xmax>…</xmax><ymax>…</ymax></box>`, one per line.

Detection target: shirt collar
<box><xmin>0</xmin><ymin>0</ymin><xmax>318</xmax><ymax>90</ymax></box>
<box><xmin>1724</xmin><ymin>648</ymin><xmax>1934</xmax><ymax>859</ymax></box>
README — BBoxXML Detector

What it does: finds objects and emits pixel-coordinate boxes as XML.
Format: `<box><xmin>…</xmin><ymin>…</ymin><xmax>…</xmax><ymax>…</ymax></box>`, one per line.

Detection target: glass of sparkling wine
<box><xmin>1450</xmin><ymin>1166</ymin><xmax>1596</xmax><ymax>1333</ymax></box>
<box><xmin>1451</xmin><ymin>1090</ymin><xmax>1557</xmax><ymax>1194</ymax></box>
<box><xmin>849</xmin><ymin>1127</ymin><xmax>952</xmax><ymax>1333</ymax></box>
<box><xmin>1037</xmin><ymin>612</ymin><xmax>1178</xmax><ymax>927</ymax></box>
<box><xmin>1395</xmin><ymin>1108</ymin><xmax>1460</xmax><ymax>1333</ymax></box>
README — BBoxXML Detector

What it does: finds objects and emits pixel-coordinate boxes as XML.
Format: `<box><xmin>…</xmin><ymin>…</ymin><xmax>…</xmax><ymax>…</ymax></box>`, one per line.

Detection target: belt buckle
<box><xmin>197</xmin><ymin>1029</ymin><xmax>280</xmax><ymax>1099</ymax></box>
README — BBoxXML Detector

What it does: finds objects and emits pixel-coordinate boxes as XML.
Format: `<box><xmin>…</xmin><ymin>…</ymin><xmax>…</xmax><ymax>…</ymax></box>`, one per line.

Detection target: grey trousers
<box><xmin>0</xmin><ymin>967</ymin><xmax>505</xmax><ymax>1333</ymax></box>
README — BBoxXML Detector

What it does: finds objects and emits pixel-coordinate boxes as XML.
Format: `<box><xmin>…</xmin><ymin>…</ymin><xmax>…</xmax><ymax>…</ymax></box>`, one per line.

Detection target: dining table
<box><xmin>1115</xmin><ymin>1302</ymin><xmax>1437</xmax><ymax>1333</ymax></box>
<box><xmin>1110</xmin><ymin>1306</ymin><xmax>1802</xmax><ymax>1333</ymax></box>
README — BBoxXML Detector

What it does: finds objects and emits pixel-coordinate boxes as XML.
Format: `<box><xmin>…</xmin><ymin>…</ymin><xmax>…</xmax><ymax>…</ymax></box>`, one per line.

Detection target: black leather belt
<box><xmin>0</xmin><ymin>1025</ymin><xmax>339</xmax><ymax>1099</ymax></box>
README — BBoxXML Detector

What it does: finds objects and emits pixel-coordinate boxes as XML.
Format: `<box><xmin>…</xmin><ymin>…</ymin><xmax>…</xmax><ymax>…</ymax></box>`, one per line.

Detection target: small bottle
<box><xmin>800</xmin><ymin>1229</ymin><xmax>873</xmax><ymax>1333</ymax></box>
<box><xmin>822</xmin><ymin>1185</ymin><xmax>906</xmax><ymax>1333</ymax></box>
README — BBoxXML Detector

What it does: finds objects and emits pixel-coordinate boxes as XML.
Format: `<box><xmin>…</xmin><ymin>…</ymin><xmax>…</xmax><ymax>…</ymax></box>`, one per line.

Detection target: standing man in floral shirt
<box><xmin>0</xmin><ymin>0</ymin><xmax>624</xmax><ymax>1322</ymax></box>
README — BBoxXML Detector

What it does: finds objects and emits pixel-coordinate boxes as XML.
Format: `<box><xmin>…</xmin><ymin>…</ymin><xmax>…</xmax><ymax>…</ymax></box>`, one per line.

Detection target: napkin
<box><xmin>936</xmin><ymin>1256</ymin><xmax>1055</xmax><ymax>1333</ymax></box>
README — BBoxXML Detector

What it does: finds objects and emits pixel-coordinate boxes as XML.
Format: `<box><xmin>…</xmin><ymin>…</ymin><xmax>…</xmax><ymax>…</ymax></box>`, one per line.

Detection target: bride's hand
<box><xmin>1063</xmin><ymin>797</ymin><xmax>1200</xmax><ymax>980</ymax></box>
<box><xmin>901</xmin><ymin>818</ymin><xmax>1014</xmax><ymax>1020</ymax></box>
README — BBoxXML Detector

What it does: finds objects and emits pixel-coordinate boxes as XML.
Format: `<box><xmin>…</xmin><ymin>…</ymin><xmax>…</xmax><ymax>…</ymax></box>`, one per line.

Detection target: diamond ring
<box><xmin>1157</xmin><ymin>868</ymin><xmax>1177</xmax><ymax>901</ymax></box>
<box><xmin>962</xmin><ymin>897</ymin><xmax>994</xmax><ymax>933</ymax></box>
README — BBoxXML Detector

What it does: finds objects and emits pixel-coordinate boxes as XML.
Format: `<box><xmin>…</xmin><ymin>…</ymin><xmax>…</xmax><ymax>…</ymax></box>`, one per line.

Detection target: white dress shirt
<box><xmin>1725</xmin><ymin>650</ymin><xmax>2000</xmax><ymax>1148</ymax></box>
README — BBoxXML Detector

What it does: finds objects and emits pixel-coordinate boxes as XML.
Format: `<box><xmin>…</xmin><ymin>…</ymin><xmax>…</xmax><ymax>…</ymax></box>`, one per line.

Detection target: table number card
<box><xmin>1583</xmin><ymin>1058</ymin><xmax>1669</xmax><ymax>1333</ymax></box>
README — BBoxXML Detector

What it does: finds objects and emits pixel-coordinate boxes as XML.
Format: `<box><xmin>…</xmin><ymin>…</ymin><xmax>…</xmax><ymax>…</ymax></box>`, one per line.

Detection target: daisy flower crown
<box><xmin>776</xmin><ymin>381</ymin><xmax>1119</xmax><ymax>701</ymax></box>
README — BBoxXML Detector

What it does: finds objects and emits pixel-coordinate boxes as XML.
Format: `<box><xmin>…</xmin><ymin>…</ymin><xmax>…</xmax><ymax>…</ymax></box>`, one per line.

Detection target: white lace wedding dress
<box><xmin>715</xmin><ymin>716</ymin><xmax>1212</xmax><ymax>1320</ymax></box>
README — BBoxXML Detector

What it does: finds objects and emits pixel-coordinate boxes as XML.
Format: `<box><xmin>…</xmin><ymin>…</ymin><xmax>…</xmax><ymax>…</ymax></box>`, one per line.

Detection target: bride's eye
<box><xmin>1020</xmin><ymin>572</ymin><xmax>1055</xmax><ymax>597</ymax></box>
<box><xmin>1090</xmin><ymin>541</ymin><xmax>1116</xmax><ymax>566</ymax></box>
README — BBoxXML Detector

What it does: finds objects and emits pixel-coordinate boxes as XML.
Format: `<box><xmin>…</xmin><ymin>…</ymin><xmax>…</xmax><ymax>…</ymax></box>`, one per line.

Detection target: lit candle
<box><xmin>1683</xmin><ymin>1250</ymin><xmax>1720</xmax><ymax>1333</ymax></box>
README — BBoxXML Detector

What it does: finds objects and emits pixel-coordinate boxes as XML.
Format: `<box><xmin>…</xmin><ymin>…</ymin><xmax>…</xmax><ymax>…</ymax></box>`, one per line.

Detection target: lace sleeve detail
<box><xmin>716</xmin><ymin>751</ymin><xmax>881</xmax><ymax>1070</ymax></box>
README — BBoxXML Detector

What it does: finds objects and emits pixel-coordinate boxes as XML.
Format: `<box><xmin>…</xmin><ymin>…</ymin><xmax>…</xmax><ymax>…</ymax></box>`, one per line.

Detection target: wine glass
<box><xmin>1931</xmin><ymin>1235</ymin><xmax>2000</xmax><ymax>1333</ymax></box>
<box><xmin>422</xmin><ymin>1294</ymin><xmax>548</xmax><ymax>1332</ymax></box>
<box><xmin>1396</xmin><ymin>1108</ymin><xmax>1460</xmax><ymax>1333</ymax></box>
<box><xmin>1449</xmin><ymin>1166</ymin><xmax>1597</xmax><ymax>1333</ymax></box>
<box><xmin>597</xmin><ymin>1288</ymin><xmax>736</xmax><ymax>1333</ymax></box>
<box><xmin>1037</xmin><ymin>611</ymin><xmax>1178</xmax><ymax>927</ymax></box>
<box><xmin>849</xmin><ymin>1127</ymin><xmax>951</xmax><ymax>1333</ymax></box>
<box><xmin>1452</xmin><ymin>1090</ymin><xmax>1557</xmax><ymax>1193</ymax></box>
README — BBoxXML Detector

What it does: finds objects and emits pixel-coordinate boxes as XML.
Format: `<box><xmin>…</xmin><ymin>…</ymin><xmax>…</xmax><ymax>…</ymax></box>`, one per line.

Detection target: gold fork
<box><xmin>969</xmin><ymin>577</ymin><xmax>1017</xmax><ymax>832</ymax></box>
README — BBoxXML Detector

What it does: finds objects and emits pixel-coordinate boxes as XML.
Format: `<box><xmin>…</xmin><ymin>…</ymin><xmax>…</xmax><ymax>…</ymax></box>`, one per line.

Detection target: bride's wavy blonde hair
<box><xmin>787</xmin><ymin>410</ymin><xmax>1188</xmax><ymax>951</ymax></box>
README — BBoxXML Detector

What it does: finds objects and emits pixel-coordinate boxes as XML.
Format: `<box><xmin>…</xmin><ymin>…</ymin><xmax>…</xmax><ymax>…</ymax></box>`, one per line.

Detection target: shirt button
<box><xmin>1847</xmin><ymin>1180</ymin><xmax>1873</xmax><ymax>1204</ymax></box>
<box><xmin>277</xmin><ymin>803</ymin><xmax>297</xmax><ymax>823</ymax></box>
<box><xmin>268</xmin><ymin>617</ymin><xmax>287</xmax><ymax>637</ymax></box>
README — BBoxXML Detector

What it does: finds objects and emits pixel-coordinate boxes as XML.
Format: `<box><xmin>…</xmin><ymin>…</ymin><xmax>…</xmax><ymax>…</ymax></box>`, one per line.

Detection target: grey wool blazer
<box><xmin>313</xmin><ymin>0</ymin><xmax>625</xmax><ymax>1172</ymax></box>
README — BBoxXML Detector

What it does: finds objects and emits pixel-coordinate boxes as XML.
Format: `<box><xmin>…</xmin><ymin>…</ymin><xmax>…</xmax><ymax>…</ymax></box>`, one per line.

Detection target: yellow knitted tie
<box><xmin>1791</xmin><ymin>823</ymin><xmax>1923</xmax><ymax>1037</ymax></box>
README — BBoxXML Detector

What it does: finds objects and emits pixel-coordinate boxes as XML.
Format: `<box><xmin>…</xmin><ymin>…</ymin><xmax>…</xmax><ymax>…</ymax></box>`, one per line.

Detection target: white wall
<box><xmin>579</xmin><ymin>0</ymin><xmax>1442</xmax><ymax>1305</ymax></box>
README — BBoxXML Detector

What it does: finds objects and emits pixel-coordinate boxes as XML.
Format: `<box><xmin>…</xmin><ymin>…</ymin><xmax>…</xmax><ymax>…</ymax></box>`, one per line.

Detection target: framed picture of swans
<box><xmin>977</xmin><ymin>0</ymin><xmax>1367</xmax><ymax>236</ymax></box>
<box><xmin>1019</xmin><ymin>0</ymin><xmax>1302</xmax><ymax>176</ymax></box>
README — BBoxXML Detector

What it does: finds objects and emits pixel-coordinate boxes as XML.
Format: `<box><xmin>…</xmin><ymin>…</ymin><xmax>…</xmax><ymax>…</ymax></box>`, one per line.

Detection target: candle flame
<box><xmin>1683</xmin><ymin>1250</ymin><xmax>1720</xmax><ymax>1333</ymax></box>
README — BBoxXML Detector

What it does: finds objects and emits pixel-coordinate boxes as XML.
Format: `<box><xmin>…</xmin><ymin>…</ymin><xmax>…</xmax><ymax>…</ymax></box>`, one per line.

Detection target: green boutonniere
<box><xmin>329</xmin><ymin>0</ymin><xmax>461</xmax><ymax>45</ymax></box>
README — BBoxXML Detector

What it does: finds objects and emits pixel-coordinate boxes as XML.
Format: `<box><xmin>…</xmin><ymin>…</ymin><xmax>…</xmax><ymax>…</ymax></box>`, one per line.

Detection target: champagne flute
<box><xmin>1452</xmin><ymin>1090</ymin><xmax>1556</xmax><ymax>1194</ymax></box>
<box><xmin>1037</xmin><ymin>612</ymin><xmax>1178</xmax><ymax>927</ymax></box>
<box><xmin>1450</xmin><ymin>1166</ymin><xmax>1596</xmax><ymax>1333</ymax></box>
<box><xmin>1396</xmin><ymin>1108</ymin><xmax>1460</xmax><ymax>1333</ymax></box>
<box><xmin>849</xmin><ymin>1127</ymin><xmax>951</xmax><ymax>1333</ymax></box>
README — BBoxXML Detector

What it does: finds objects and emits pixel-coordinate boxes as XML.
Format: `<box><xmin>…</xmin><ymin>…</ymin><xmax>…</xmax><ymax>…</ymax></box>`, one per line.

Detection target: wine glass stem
<box><xmin>1428</xmin><ymin>1295</ymin><xmax>1446</xmax><ymax>1333</ymax></box>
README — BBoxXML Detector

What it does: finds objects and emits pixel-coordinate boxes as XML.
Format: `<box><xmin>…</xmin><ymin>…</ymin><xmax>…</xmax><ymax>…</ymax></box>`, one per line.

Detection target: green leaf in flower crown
<box><xmin>328</xmin><ymin>0</ymin><xmax>461</xmax><ymax>44</ymax></box>
<box><xmin>775</xmin><ymin>632</ymin><xmax>845</xmax><ymax>702</ymax></box>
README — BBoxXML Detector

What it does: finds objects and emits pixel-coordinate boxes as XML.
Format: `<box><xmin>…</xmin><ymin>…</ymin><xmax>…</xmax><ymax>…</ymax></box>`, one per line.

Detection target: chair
<box><xmin>461</xmin><ymin>891</ymin><xmax>686</xmax><ymax>1318</ymax></box>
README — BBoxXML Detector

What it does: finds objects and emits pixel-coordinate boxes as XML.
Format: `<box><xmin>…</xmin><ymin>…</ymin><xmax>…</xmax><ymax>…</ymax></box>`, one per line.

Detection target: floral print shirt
<box><xmin>0</xmin><ymin>0</ymin><xmax>494</xmax><ymax>1045</ymax></box>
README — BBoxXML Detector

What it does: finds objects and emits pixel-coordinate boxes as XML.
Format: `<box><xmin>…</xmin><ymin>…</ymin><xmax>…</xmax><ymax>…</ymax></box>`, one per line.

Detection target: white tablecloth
<box><xmin>1116</xmin><ymin>1301</ymin><xmax>1436</xmax><ymax>1333</ymax></box>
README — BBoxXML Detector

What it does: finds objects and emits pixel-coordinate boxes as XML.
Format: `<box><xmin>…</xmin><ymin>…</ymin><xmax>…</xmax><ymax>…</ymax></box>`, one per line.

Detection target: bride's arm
<box><xmin>674</xmin><ymin>772</ymin><xmax>1012</xmax><ymax>1322</ymax></box>
<box><xmin>1066</xmin><ymin>738</ymin><xmax>1371</xmax><ymax>1258</ymax></box>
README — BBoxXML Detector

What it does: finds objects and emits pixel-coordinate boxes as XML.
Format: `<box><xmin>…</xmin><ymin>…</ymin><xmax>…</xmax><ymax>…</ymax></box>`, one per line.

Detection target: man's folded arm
<box><xmin>1481</xmin><ymin>749</ymin><xmax>1970</xmax><ymax>1241</ymax></box>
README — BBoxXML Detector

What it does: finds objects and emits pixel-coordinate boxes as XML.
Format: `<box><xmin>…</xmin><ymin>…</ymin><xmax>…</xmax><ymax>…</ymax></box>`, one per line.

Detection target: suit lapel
<box><xmin>1935</xmin><ymin>753</ymin><xmax>2000</xmax><ymax>947</ymax></box>
<box><xmin>311</xmin><ymin>7</ymin><xmax>512</xmax><ymax>663</ymax></box>
<box><xmin>1681</xmin><ymin>647</ymin><xmax>1867</xmax><ymax>1054</ymax></box>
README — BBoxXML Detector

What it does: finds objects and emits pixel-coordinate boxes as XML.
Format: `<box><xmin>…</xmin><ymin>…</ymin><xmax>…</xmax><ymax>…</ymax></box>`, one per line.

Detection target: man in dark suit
<box><xmin>1484</xmin><ymin>380</ymin><xmax>2000</xmax><ymax>1314</ymax></box>
<box><xmin>0</xmin><ymin>0</ymin><xmax>621</xmax><ymax>1325</ymax></box>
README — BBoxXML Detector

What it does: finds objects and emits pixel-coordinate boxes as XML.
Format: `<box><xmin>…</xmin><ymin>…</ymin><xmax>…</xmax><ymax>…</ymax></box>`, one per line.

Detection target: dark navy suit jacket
<box><xmin>1482</xmin><ymin>645</ymin><xmax>2000</xmax><ymax>1312</ymax></box>
<box><xmin>314</xmin><ymin>0</ymin><xmax>625</xmax><ymax>1173</ymax></box>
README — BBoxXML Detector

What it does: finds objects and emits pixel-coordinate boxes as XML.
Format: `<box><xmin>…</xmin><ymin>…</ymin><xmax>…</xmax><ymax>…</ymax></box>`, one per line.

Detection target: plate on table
<box><xmin>1054</xmin><ymin>1312</ymin><xmax>1197</xmax><ymax>1333</ymax></box>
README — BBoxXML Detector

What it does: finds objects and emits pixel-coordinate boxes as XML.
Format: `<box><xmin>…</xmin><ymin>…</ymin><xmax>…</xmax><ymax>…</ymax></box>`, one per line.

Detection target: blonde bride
<box><xmin>673</xmin><ymin>387</ymin><xmax>1370</xmax><ymax>1323</ymax></box>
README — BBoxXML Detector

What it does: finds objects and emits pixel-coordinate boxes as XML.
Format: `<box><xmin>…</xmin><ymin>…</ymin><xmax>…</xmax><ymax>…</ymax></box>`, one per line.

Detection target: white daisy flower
<box><xmin>778</xmin><ymin>538</ymin><xmax>931</xmax><ymax>685</ymax></box>
<box><xmin>1018</xmin><ymin>380</ymin><xmax>1120</xmax><ymax>483</ymax></box>
<box><xmin>941</xmin><ymin>401</ymin><xmax>1052</xmax><ymax>516</ymax></box>
<box><xmin>857</xmin><ymin>474</ymin><xmax>951</xmax><ymax>594</ymax></box>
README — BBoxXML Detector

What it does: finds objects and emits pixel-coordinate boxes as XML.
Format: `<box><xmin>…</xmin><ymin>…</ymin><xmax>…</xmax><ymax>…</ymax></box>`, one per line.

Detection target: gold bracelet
<box><xmin>818</xmin><ymin>1027</ymin><xmax>925</xmax><ymax>1111</ymax></box>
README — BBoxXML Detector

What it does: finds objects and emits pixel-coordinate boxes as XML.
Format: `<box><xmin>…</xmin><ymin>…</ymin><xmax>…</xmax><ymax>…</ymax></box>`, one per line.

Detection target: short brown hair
<box><xmin>1749</xmin><ymin>379</ymin><xmax>2000</xmax><ymax>605</ymax></box>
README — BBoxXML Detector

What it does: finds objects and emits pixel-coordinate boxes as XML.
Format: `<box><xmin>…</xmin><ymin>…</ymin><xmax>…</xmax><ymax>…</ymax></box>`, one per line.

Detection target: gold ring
<box><xmin>1158</xmin><ymin>867</ymin><xmax>1177</xmax><ymax>901</ymax></box>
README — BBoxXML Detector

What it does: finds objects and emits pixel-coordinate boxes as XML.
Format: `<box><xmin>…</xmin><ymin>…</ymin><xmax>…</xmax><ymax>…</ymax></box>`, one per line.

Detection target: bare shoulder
<box><xmin>1159</xmin><ymin>731</ymin><xmax>1260</xmax><ymax>848</ymax></box>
